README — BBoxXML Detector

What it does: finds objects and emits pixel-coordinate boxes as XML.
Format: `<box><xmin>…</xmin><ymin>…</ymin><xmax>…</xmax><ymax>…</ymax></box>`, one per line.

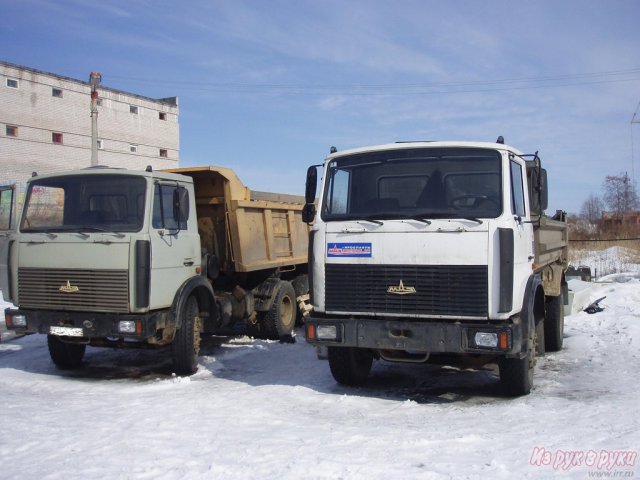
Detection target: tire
<box><xmin>328</xmin><ymin>347</ymin><xmax>373</xmax><ymax>386</ymax></box>
<box><xmin>262</xmin><ymin>281</ymin><xmax>297</xmax><ymax>340</ymax></box>
<box><xmin>171</xmin><ymin>296</ymin><xmax>201</xmax><ymax>375</ymax></box>
<box><xmin>499</xmin><ymin>328</ymin><xmax>535</xmax><ymax>397</ymax></box>
<box><xmin>545</xmin><ymin>292</ymin><xmax>564</xmax><ymax>352</ymax></box>
<box><xmin>47</xmin><ymin>335</ymin><xmax>86</xmax><ymax>369</ymax></box>
<box><xmin>535</xmin><ymin>318</ymin><xmax>545</xmax><ymax>356</ymax></box>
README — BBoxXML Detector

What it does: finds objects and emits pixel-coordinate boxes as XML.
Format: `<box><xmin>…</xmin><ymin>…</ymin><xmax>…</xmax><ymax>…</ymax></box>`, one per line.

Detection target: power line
<box><xmin>105</xmin><ymin>67</ymin><xmax>640</xmax><ymax>96</ymax></box>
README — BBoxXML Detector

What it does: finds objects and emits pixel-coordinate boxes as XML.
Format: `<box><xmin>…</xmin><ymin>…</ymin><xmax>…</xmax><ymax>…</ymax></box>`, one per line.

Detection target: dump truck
<box><xmin>1</xmin><ymin>165</ymin><xmax>308</xmax><ymax>374</ymax></box>
<box><xmin>302</xmin><ymin>139</ymin><xmax>568</xmax><ymax>396</ymax></box>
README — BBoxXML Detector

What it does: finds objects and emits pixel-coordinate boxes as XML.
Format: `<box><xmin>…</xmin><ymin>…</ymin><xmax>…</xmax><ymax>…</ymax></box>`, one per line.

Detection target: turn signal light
<box><xmin>499</xmin><ymin>331</ymin><xmax>509</xmax><ymax>351</ymax></box>
<box><xmin>306</xmin><ymin>323</ymin><xmax>316</xmax><ymax>341</ymax></box>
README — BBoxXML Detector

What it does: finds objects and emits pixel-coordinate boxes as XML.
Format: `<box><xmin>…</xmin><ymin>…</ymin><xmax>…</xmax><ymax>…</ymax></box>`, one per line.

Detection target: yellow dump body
<box><xmin>166</xmin><ymin>166</ymin><xmax>308</xmax><ymax>273</ymax></box>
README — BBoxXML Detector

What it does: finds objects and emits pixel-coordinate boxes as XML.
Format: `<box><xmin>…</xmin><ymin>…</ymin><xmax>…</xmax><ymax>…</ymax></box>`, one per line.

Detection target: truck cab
<box><xmin>303</xmin><ymin>140</ymin><xmax>568</xmax><ymax>396</ymax></box>
<box><xmin>1</xmin><ymin>167</ymin><xmax>213</xmax><ymax>373</ymax></box>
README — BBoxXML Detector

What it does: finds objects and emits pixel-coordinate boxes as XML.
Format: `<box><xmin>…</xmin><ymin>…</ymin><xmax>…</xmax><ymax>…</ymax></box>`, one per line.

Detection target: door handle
<box><xmin>183</xmin><ymin>260</ymin><xmax>194</xmax><ymax>266</ymax></box>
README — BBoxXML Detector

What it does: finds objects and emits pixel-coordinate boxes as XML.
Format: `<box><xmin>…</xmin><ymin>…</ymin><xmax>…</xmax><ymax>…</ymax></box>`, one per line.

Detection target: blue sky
<box><xmin>2</xmin><ymin>0</ymin><xmax>639</xmax><ymax>214</ymax></box>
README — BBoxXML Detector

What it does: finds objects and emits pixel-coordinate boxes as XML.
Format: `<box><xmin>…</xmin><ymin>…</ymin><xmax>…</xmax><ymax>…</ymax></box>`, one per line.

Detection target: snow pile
<box><xmin>1</xmin><ymin>278</ymin><xmax>639</xmax><ymax>478</ymax></box>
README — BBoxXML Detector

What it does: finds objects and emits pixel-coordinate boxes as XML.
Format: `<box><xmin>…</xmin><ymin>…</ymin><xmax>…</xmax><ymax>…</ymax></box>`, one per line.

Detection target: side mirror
<box><xmin>173</xmin><ymin>186</ymin><xmax>190</xmax><ymax>225</ymax></box>
<box><xmin>305</xmin><ymin>166</ymin><xmax>318</xmax><ymax>204</ymax></box>
<box><xmin>303</xmin><ymin>165</ymin><xmax>319</xmax><ymax>224</ymax></box>
<box><xmin>526</xmin><ymin>161</ymin><xmax>548</xmax><ymax>216</ymax></box>
<box><xmin>302</xmin><ymin>203</ymin><xmax>316</xmax><ymax>224</ymax></box>
<box><xmin>539</xmin><ymin>168</ymin><xmax>548</xmax><ymax>211</ymax></box>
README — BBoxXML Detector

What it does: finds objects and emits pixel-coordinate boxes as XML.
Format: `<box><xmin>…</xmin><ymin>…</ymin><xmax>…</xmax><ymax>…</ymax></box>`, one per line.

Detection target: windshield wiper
<box><xmin>357</xmin><ymin>217</ymin><xmax>384</xmax><ymax>226</ymax></box>
<box><xmin>457</xmin><ymin>216</ymin><xmax>483</xmax><ymax>225</ymax></box>
<box><xmin>408</xmin><ymin>215</ymin><xmax>432</xmax><ymax>225</ymax></box>
<box><xmin>74</xmin><ymin>226</ymin><xmax>126</xmax><ymax>238</ymax></box>
<box><xmin>377</xmin><ymin>213</ymin><xmax>432</xmax><ymax>224</ymax></box>
<box><xmin>412</xmin><ymin>212</ymin><xmax>483</xmax><ymax>225</ymax></box>
<box><xmin>361</xmin><ymin>213</ymin><xmax>433</xmax><ymax>225</ymax></box>
<box><xmin>22</xmin><ymin>228</ymin><xmax>59</xmax><ymax>238</ymax></box>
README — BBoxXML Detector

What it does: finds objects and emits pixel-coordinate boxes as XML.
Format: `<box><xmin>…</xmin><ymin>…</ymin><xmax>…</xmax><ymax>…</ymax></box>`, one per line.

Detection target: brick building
<box><xmin>601</xmin><ymin>211</ymin><xmax>640</xmax><ymax>226</ymax></box>
<box><xmin>0</xmin><ymin>60</ymin><xmax>179</xmax><ymax>202</ymax></box>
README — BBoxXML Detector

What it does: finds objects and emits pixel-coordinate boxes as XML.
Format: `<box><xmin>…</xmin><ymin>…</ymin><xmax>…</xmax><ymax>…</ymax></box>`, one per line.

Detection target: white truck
<box><xmin>302</xmin><ymin>139</ymin><xmax>568</xmax><ymax>396</ymax></box>
<box><xmin>1</xmin><ymin>166</ymin><xmax>309</xmax><ymax>374</ymax></box>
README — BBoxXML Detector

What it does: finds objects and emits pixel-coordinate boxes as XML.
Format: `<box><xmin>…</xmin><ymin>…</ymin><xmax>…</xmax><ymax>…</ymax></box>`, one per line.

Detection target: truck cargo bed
<box><xmin>167</xmin><ymin>166</ymin><xmax>308</xmax><ymax>273</ymax></box>
<box><xmin>534</xmin><ymin>213</ymin><xmax>568</xmax><ymax>268</ymax></box>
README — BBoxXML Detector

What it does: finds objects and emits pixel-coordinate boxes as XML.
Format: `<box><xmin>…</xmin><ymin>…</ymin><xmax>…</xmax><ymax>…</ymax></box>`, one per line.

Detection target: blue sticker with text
<box><xmin>327</xmin><ymin>243</ymin><xmax>372</xmax><ymax>257</ymax></box>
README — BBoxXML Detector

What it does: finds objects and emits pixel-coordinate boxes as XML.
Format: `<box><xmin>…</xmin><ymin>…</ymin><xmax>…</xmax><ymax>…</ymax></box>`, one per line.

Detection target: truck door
<box><xmin>0</xmin><ymin>185</ymin><xmax>16</xmax><ymax>301</ymax></box>
<box><xmin>509</xmin><ymin>160</ymin><xmax>534</xmax><ymax>289</ymax></box>
<box><xmin>149</xmin><ymin>182</ymin><xmax>200</xmax><ymax>309</ymax></box>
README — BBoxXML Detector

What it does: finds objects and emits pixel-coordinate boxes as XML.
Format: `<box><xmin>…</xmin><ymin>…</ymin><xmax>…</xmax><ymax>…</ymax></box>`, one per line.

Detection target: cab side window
<box><xmin>0</xmin><ymin>187</ymin><xmax>14</xmax><ymax>230</ymax></box>
<box><xmin>510</xmin><ymin>160</ymin><xmax>526</xmax><ymax>217</ymax></box>
<box><xmin>152</xmin><ymin>184</ymin><xmax>187</xmax><ymax>230</ymax></box>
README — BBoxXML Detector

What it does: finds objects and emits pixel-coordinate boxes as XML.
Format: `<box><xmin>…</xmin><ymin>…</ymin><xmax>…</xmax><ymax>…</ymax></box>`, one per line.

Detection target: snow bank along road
<box><xmin>0</xmin><ymin>276</ymin><xmax>638</xmax><ymax>479</ymax></box>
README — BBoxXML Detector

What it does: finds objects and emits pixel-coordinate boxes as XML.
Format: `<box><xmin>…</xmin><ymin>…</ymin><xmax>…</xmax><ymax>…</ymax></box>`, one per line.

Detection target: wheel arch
<box><xmin>171</xmin><ymin>276</ymin><xmax>216</xmax><ymax>330</ymax></box>
<box><xmin>521</xmin><ymin>273</ymin><xmax>545</xmax><ymax>339</ymax></box>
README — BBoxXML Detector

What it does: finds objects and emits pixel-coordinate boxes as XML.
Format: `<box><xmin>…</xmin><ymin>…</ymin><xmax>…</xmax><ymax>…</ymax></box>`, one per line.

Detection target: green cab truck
<box><xmin>1</xmin><ymin>165</ymin><xmax>309</xmax><ymax>374</ymax></box>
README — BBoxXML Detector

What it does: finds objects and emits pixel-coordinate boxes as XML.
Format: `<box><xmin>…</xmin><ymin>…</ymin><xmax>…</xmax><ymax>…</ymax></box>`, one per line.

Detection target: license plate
<box><xmin>49</xmin><ymin>326</ymin><xmax>84</xmax><ymax>337</ymax></box>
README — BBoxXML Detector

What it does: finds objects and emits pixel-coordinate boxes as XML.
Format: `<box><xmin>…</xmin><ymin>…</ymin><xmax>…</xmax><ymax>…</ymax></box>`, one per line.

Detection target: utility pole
<box><xmin>631</xmin><ymin>101</ymin><xmax>640</xmax><ymax>188</ymax></box>
<box><xmin>89</xmin><ymin>71</ymin><xmax>102</xmax><ymax>167</ymax></box>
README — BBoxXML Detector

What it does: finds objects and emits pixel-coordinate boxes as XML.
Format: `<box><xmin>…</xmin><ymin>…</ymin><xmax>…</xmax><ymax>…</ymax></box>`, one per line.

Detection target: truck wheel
<box><xmin>535</xmin><ymin>319</ymin><xmax>545</xmax><ymax>356</ymax></box>
<box><xmin>171</xmin><ymin>296</ymin><xmax>201</xmax><ymax>375</ymax></box>
<box><xmin>47</xmin><ymin>335</ymin><xmax>86</xmax><ymax>369</ymax></box>
<box><xmin>328</xmin><ymin>347</ymin><xmax>373</xmax><ymax>386</ymax></box>
<box><xmin>262</xmin><ymin>281</ymin><xmax>297</xmax><ymax>340</ymax></box>
<box><xmin>545</xmin><ymin>292</ymin><xmax>564</xmax><ymax>352</ymax></box>
<box><xmin>499</xmin><ymin>329</ymin><xmax>535</xmax><ymax>396</ymax></box>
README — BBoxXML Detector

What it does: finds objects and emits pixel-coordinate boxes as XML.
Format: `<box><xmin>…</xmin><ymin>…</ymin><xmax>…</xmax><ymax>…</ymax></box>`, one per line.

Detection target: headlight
<box><xmin>118</xmin><ymin>320</ymin><xmax>137</xmax><ymax>334</ymax></box>
<box><xmin>316</xmin><ymin>325</ymin><xmax>338</xmax><ymax>340</ymax></box>
<box><xmin>474</xmin><ymin>331</ymin><xmax>498</xmax><ymax>348</ymax></box>
<box><xmin>10</xmin><ymin>314</ymin><xmax>27</xmax><ymax>328</ymax></box>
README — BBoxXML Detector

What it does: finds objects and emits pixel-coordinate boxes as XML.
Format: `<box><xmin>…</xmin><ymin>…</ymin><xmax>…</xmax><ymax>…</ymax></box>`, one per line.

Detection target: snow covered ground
<box><xmin>1</xmin><ymin>277</ymin><xmax>639</xmax><ymax>479</ymax></box>
<box><xmin>570</xmin><ymin>245</ymin><xmax>640</xmax><ymax>278</ymax></box>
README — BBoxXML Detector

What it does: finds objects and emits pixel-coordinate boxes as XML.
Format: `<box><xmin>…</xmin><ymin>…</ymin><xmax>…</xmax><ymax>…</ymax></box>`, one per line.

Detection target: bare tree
<box><xmin>602</xmin><ymin>172</ymin><xmax>639</xmax><ymax>218</ymax></box>
<box><xmin>580</xmin><ymin>193</ymin><xmax>604</xmax><ymax>223</ymax></box>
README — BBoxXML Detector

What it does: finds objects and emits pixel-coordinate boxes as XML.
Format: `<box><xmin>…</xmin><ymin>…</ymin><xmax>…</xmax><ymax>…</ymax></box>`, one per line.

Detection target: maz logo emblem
<box><xmin>387</xmin><ymin>280</ymin><xmax>416</xmax><ymax>295</ymax></box>
<box><xmin>59</xmin><ymin>280</ymin><xmax>80</xmax><ymax>293</ymax></box>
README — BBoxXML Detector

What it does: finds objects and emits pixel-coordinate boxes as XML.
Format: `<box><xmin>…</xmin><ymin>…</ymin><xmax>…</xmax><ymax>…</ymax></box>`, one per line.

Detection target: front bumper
<box><xmin>305</xmin><ymin>314</ymin><xmax>524</xmax><ymax>357</ymax></box>
<box><xmin>4</xmin><ymin>308</ymin><xmax>172</xmax><ymax>341</ymax></box>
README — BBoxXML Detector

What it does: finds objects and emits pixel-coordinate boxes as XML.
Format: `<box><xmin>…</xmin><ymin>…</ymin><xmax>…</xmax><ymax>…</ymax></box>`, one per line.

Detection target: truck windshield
<box><xmin>20</xmin><ymin>174</ymin><xmax>147</xmax><ymax>233</ymax></box>
<box><xmin>321</xmin><ymin>147</ymin><xmax>502</xmax><ymax>221</ymax></box>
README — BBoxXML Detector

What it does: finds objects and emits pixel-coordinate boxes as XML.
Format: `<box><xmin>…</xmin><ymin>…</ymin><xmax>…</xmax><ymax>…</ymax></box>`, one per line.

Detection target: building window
<box><xmin>52</xmin><ymin>88</ymin><xmax>63</xmax><ymax>98</ymax></box>
<box><xmin>6</xmin><ymin>125</ymin><xmax>18</xmax><ymax>137</ymax></box>
<box><xmin>52</xmin><ymin>132</ymin><xmax>63</xmax><ymax>144</ymax></box>
<box><xmin>130</xmin><ymin>105</ymin><xmax>139</xmax><ymax>114</ymax></box>
<box><xmin>159</xmin><ymin>112</ymin><xmax>167</xmax><ymax>121</ymax></box>
<box><xmin>159</xmin><ymin>149</ymin><xmax>168</xmax><ymax>158</ymax></box>
<box><xmin>97</xmin><ymin>98</ymin><xmax>103</xmax><ymax>107</ymax></box>
<box><xmin>6</xmin><ymin>78</ymin><xmax>18</xmax><ymax>88</ymax></box>
<box><xmin>129</xmin><ymin>145</ymin><xmax>138</xmax><ymax>153</ymax></box>
<box><xmin>97</xmin><ymin>139</ymin><xmax>104</xmax><ymax>150</ymax></box>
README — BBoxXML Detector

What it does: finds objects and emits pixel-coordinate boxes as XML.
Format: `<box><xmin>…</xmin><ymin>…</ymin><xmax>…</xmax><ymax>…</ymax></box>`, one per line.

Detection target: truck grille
<box><xmin>325</xmin><ymin>264</ymin><xmax>488</xmax><ymax>317</ymax></box>
<box><xmin>18</xmin><ymin>268</ymin><xmax>130</xmax><ymax>313</ymax></box>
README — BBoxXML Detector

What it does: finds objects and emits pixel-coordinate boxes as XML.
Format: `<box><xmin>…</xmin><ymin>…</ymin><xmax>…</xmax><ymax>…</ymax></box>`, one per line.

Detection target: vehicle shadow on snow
<box><xmin>3</xmin><ymin>332</ymin><xmax>506</xmax><ymax>402</ymax></box>
<box><xmin>362</xmin><ymin>363</ymin><xmax>505</xmax><ymax>404</ymax></box>
<box><xmin>0</xmin><ymin>333</ymin><xmax>228</xmax><ymax>382</ymax></box>
<box><xmin>200</xmin><ymin>331</ymin><xmax>507</xmax><ymax>405</ymax></box>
